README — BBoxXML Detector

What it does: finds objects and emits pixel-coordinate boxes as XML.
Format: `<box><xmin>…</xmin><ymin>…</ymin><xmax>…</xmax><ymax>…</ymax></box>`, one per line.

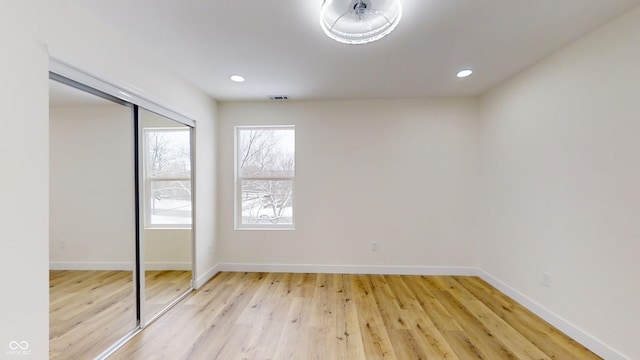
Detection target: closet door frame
<box><xmin>50</xmin><ymin>57</ymin><xmax>195</xmax><ymax>127</ymax></box>
<box><xmin>49</xmin><ymin>56</ymin><xmax>196</xmax><ymax>359</ymax></box>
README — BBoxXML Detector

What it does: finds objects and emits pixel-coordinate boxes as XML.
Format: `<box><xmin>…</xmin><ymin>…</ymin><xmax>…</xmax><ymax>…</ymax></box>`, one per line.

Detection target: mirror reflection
<box><xmin>49</xmin><ymin>79</ymin><xmax>137</xmax><ymax>359</ymax></box>
<box><xmin>139</xmin><ymin>109</ymin><xmax>193</xmax><ymax>323</ymax></box>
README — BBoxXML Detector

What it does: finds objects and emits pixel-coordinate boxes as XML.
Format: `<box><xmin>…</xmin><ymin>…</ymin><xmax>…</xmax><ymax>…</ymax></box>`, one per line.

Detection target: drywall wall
<box><xmin>218</xmin><ymin>98</ymin><xmax>479</xmax><ymax>270</ymax></box>
<box><xmin>49</xmin><ymin>104</ymin><xmax>135</xmax><ymax>269</ymax></box>
<box><xmin>478</xmin><ymin>6</ymin><xmax>640</xmax><ymax>360</ymax></box>
<box><xmin>40</xmin><ymin>0</ymin><xmax>218</xmax><ymax>283</ymax></box>
<box><xmin>144</xmin><ymin>229</ymin><xmax>192</xmax><ymax>270</ymax></box>
<box><xmin>1</xmin><ymin>1</ymin><xmax>217</xmax><ymax>357</ymax></box>
<box><xmin>50</xmin><ymin>103</ymin><xmax>193</xmax><ymax>271</ymax></box>
<box><xmin>0</xmin><ymin>5</ymin><xmax>49</xmax><ymax>357</ymax></box>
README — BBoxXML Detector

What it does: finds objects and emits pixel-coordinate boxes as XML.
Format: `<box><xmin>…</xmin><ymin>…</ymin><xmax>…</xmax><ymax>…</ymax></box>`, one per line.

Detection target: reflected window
<box><xmin>144</xmin><ymin>128</ymin><xmax>191</xmax><ymax>227</ymax></box>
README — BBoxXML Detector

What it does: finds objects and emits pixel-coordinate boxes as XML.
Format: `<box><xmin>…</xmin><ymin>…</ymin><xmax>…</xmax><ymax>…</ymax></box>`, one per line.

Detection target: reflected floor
<box><xmin>144</xmin><ymin>270</ymin><xmax>193</xmax><ymax>319</ymax></box>
<box><xmin>49</xmin><ymin>270</ymin><xmax>191</xmax><ymax>359</ymax></box>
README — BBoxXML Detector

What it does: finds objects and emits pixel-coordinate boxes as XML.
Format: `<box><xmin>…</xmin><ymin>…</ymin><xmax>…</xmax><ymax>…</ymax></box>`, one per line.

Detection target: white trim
<box><xmin>49</xmin><ymin>261</ymin><xmax>193</xmax><ymax>272</ymax></box>
<box><xmin>49</xmin><ymin>262</ymin><xmax>134</xmax><ymax>271</ymax></box>
<box><xmin>49</xmin><ymin>55</ymin><xmax>196</xmax><ymax>127</ymax></box>
<box><xmin>235</xmin><ymin>125</ymin><xmax>297</xmax><ymax>130</ymax></box>
<box><xmin>142</xmin><ymin>127</ymin><xmax>193</xmax><ymax>229</ymax></box>
<box><xmin>135</xmin><ymin>261</ymin><xmax>631</xmax><ymax>359</ymax></box>
<box><xmin>193</xmin><ymin>263</ymin><xmax>223</xmax><ymax>289</ymax></box>
<box><xmin>205</xmin><ymin>263</ymin><xmax>629</xmax><ymax>359</ymax></box>
<box><xmin>234</xmin><ymin>126</ymin><xmax>296</xmax><ymax>230</ymax></box>
<box><xmin>477</xmin><ymin>270</ymin><xmax>632</xmax><ymax>360</ymax></box>
<box><xmin>217</xmin><ymin>263</ymin><xmax>480</xmax><ymax>276</ymax></box>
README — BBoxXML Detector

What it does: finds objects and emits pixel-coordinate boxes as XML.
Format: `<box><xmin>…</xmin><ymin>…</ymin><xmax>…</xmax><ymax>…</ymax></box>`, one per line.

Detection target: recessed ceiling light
<box><xmin>456</xmin><ymin>69</ymin><xmax>473</xmax><ymax>78</ymax></box>
<box><xmin>230</xmin><ymin>75</ymin><xmax>245</xmax><ymax>83</ymax></box>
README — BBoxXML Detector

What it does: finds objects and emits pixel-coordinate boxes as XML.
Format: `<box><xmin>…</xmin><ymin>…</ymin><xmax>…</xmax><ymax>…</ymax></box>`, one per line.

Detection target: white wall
<box><xmin>144</xmin><ymin>229</ymin><xmax>192</xmax><ymax>270</ymax></box>
<box><xmin>218</xmin><ymin>99</ymin><xmax>479</xmax><ymax>270</ymax></box>
<box><xmin>1</xmin><ymin>1</ymin><xmax>217</xmax><ymax>357</ymax></box>
<box><xmin>50</xmin><ymin>105</ymin><xmax>135</xmax><ymax>269</ymax></box>
<box><xmin>478</xmin><ymin>6</ymin><xmax>640</xmax><ymax>360</ymax></box>
<box><xmin>50</xmin><ymin>104</ymin><xmax>194</xmax><ymax>271</ymax></box>
<box><xmin>4</xmin><ymin>0</ymin><xmax>636</xmax><ymax>358</ymax></box>
<box><xmin>0</xmin><ymin>5</ymin><xmax>49</xmax><ymax>357</ymax></box>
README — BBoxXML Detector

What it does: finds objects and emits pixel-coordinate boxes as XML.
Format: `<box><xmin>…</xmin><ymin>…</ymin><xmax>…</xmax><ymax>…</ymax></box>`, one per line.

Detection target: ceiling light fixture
<box><xmin>320</xmin><ymin>0</ymin><xmax>402</xmax><ymax>45</ymax></box>
<box><xmin>230</xmin><ymin>75</ymin><xmax>245</xmax><ymax>83</ymax></box>
<box><xmin>456</xmin><ymin>69</ymin><xmax>473</xmax><ymax>78</ymax></box>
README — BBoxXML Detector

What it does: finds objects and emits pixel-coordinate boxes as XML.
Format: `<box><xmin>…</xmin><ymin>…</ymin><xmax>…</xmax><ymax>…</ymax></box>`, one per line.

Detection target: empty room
<box><xmin>1</xmin><ymin>1</ymin><xmax>639</xmax><ymax>359</ymax></box>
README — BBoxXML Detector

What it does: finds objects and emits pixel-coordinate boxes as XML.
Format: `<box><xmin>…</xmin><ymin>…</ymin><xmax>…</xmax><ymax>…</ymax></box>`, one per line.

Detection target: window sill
<box><xmin>234</xmin><ymin>226</ymin><xmax>295</xmax><ymax>231</ymax></box>
<box><xmin>144</xmin><ymin>227</ymin><xmax>192</xmax><ymax>231</ymax></box>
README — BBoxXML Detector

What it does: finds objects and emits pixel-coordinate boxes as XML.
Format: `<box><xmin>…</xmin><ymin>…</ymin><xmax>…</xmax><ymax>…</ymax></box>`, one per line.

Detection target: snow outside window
<box><xmin>235</xmin><ymin>126</ymin><xmax>295</xmax><ymax>229</ymax></box>
<box><xmin>144</xmin><ymin>128</ymin><xmax>192</xmax><ymax>228</ymax></box>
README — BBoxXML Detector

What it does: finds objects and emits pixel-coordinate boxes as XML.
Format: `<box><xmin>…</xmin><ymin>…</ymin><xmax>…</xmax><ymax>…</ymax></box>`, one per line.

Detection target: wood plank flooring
<box><xmin>144</xmin><ymin>270</ymin><xmax>194</xmax><ymax>319</ymax></box>
<box><xmin>49</xmin><ymin>270</ymin><xmax>191</xmax><ymax>360</ymax></box>
<box><xmin>109</xmin><ymin>272</ymin><xmax>601</xmax><ymax>360</ymax></box>
<box><xmin>50</xmin><ymin>270</ymin><xmax>136</xmax><ymax>360</ymax></box>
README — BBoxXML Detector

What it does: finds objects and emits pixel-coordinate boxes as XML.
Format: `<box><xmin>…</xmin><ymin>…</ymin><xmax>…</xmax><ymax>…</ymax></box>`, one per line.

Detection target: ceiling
<box><xmin>69</xmin><ymin>0</ymin><xmax>640</xmax><ymax>101</ymax></box>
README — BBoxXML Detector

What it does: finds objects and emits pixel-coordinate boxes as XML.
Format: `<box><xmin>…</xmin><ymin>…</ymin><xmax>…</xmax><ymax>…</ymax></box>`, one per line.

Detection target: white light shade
<box><xmin>456</xmin><ymin>69</ymin><xmax>473</xmax><ymax>78</ymax></box>
<box><xmin>320</xmin><ymin>0</ymin><xmax>402</xmax><ymax>45</ymax></box>
<box><xmin>230</xmin><ymin>75</ymin><xmax>245</xmax><ymax>82</ymax></box>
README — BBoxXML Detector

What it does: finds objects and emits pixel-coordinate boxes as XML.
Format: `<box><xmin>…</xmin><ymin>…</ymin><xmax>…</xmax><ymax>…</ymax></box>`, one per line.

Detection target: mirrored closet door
<box><xmin>49</xmin><ymin>79</ymin><xmax>137</xmax><ymax>359</ymax></box>
<box><xmin>139</xmin><ymin>108</ymin><xmax>194</xmax><ymax>325</ymax></box>
<box><xmin>49</xmin><ymin>72</ymin><xmax>195</xmax><ymax>359</ymax></box>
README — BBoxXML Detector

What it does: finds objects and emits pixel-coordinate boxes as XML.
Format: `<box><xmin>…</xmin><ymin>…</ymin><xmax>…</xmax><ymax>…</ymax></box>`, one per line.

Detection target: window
<box><xmin>144</xmin><ymin>128</ymin><xmax>192</xmax><ymax>228</ymax></box>
<box><xmin>235</xmin><ymin>126</ymin><xmax>295</xmax><ymax>229</ymax></box>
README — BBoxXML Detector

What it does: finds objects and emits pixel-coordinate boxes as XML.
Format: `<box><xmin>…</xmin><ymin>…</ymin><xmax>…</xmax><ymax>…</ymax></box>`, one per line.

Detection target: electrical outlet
<box><xmin>59</xmin><ymin>240</ymin><xmax>65</xmax><ymax>249</ymax></box>
<box><xmin>371</xmin><ymin>242</ymin><xmax>378</xmax><ymax>251</ymax></box>
<box><xmin>208</xmin><ymin>244</ymin><xmax>213</xmax><ymax>255</ymax></box>
<box><xmin>542</xmin><ymin>272</ymin><xmax>551</xmax><ymax>288</ymax></box>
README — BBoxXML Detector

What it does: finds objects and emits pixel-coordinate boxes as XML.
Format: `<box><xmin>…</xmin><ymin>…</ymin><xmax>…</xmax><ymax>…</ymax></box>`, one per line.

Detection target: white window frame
<box><xmin>143</xmin><ymin>127</ymin><xmax>192</xmax><ymax>229</ymax></box>
<box><xmin>235</xmin><ymin>125</ymin><xmax>295</xmax><ymax>230</ymax></box>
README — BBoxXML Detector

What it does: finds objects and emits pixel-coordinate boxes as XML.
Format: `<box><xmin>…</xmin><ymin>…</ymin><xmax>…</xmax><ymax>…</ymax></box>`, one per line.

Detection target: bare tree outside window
<box><xmin>145</xmin><ymin>129</ymin><xmax>192</xmax><ymax>226</ymax></box>
<box><xmin>236</xmin><ymin>127</ymin><xmax>295</xmax><ymax>228</ymax></box>
<box><xmin>147</xmin><ymin>131</ymin><xmax>190</xmax><ymax>176</ymax></box>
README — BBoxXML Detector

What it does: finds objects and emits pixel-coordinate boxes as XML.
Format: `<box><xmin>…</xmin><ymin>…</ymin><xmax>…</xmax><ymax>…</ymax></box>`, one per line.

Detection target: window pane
<box><xmin>150</xmin><ymin>180</ymin><xmax>192</xmax><ymax>225</ymax></box>
<box><xmin>146</xmin><ymin>130</ymin><xmax>191</xmax><ymax>178</ymax></box>
<box><xmin>238</xmin><ymin>128</ymin><xmax>294</xmax><ymax>178</ymax></box>
<box><xmin>241</xmin><ymin>180</ymin><xmax>293</xmax><ymax>225</ymax></box>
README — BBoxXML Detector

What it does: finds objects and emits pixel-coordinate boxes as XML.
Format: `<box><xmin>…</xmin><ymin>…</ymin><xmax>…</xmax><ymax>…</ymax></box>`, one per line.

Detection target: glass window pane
<box><xmin>150</xmin><ymin>180</ymin><xmax>192</xmax><ymax>225</ymax></box>
<box><xmin>241</xmin><ymin>180</ymin><xmax>293</xmax><ymax>225</ymax></box>
<box><xmin>238</xmin><ymin>128</ymin><xmax>294</xmax><ymax>178</ymax></box>
<box><xmin>146</xmin><ymin>130</ymin><xmax>191</xmax><ymax>178</ymax></box>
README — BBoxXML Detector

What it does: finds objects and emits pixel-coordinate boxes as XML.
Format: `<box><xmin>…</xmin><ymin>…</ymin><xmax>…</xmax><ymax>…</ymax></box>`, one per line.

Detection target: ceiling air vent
<box><xmin>268</xmin><ymin>95</ymin><xmax>289</xmax><ymax>100</ymax></box>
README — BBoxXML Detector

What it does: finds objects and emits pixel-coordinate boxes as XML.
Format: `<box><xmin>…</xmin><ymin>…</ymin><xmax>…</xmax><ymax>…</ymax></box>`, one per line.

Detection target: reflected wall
<box><xmin>49</xmin><ymin>80</ymin><xmax>137</xmax><ymax>359</ymax></box>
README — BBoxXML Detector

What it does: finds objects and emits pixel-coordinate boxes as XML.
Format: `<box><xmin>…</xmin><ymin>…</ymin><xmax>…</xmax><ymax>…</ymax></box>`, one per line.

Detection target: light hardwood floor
<box><xmin>144</xmin><ymin>270</ymin><xmax>194</xmax><ymax>319</ymax></box>
<box><xmin>110</xmin><ymin>272</ymin><xmax>601</xmax><ymax>360</ymax></box>
<box><xmin>49</xmin><ymin>270</ymin><xmax>191</xmax><ymax>360</ymax></box>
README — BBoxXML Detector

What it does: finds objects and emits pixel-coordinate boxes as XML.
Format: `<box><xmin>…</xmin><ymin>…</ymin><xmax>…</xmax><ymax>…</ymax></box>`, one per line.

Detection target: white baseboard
<box><xmin>50</xmin><ymin>261</ymin><xmax>192</xmax><ymax>271</ymax></box>
<box><xmin>217</xmin><ymin>263</ymin><xmax>480</xmax><ymax>276</ymax></box>
<box><xmin>54</xmin><ymin>260</ymin><xmax>627</xmax><ymax>359</ymax></box>
<box><xmin>478</xmin><ymin>270</ymin><xmax>630</xmax><ymax>360</ymax></box>
<box><xmin>49</xmin><ymin>261</ymin><xmax>134</xmax><ymax>271</ymax></box>
<box><xmin>213</xmin><ymin>263</ymin><xmax>628</xmax><ymax>359</ymax></box>
<box><xmin>191</xmin><ymin>263</ymin><xmax>478</xmax><ymax>291</ymax></box>
<box><xmin>193</xmin><ymin>263</ymin><xmax>223</xmax><ymax>289</ymax></box>
<box><xmin>191</xmin><ymin>263</ymin><xmax>478</xmax><ymax>292</ymax></box>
